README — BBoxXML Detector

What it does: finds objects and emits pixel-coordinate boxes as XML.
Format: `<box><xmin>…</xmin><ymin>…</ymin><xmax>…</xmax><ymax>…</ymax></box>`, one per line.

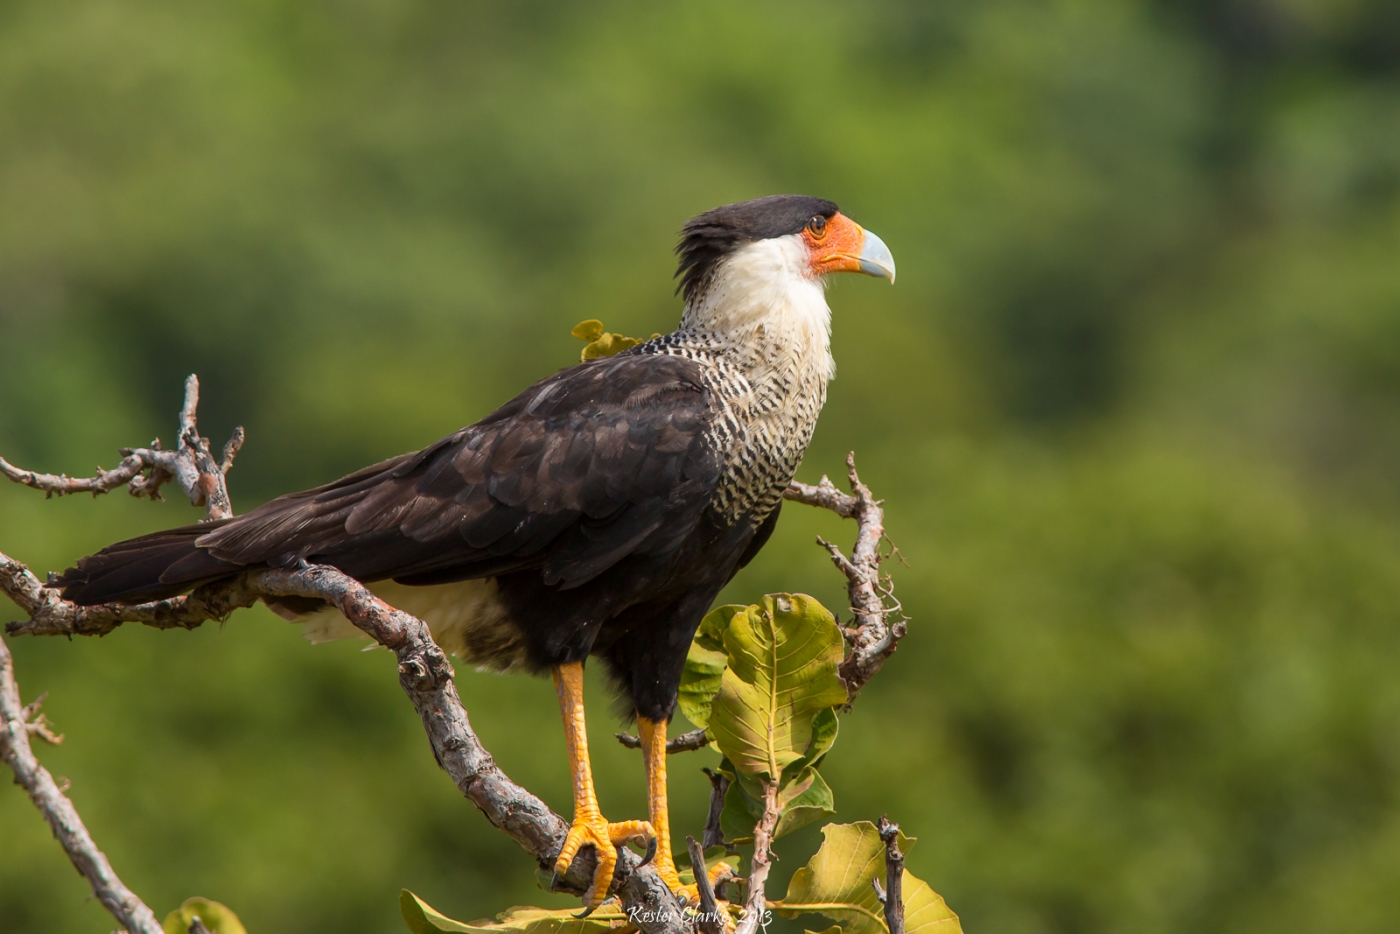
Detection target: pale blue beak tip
<box><xmin>857</xmin><ymin>229</ymin><xmax>896</xmax><ymax>283</ymax></box>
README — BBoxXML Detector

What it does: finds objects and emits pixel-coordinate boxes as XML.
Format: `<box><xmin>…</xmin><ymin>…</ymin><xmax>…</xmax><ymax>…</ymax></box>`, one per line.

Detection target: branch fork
<box><xmin>0</xmin><ymin>375</ymin><xmax>241</xmax><ymax>521</ymax></box>
<box><xmin>20</xmin><ymin>691</ymin><xmax>64</xmax><ymax>745</ymax></box>
<box><xmin>783</xmin><ymin>453</ymin><xmax>908</xmax><ymax>707</ymax></box>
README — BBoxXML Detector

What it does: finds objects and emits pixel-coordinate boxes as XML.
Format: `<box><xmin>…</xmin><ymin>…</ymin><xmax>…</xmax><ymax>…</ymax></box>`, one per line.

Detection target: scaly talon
<box><xmin>554</xmin><ymin>814</ymin><xmax>654</xmax><ymax>907</ymax></box>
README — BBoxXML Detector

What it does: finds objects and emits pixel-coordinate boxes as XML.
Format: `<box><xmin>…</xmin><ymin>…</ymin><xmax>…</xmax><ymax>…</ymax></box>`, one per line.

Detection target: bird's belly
<box><xmin>289</xmin><ymin>577</ymin><xmax>528</xmax><ymax>671</ymax></box>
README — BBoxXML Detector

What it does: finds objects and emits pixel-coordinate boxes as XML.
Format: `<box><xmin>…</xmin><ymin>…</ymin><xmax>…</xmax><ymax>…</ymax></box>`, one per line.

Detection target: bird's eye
<box><xmin>808</xmin><ymin>215</ymin><xmax>828</xmax><ymax>238</ymax></box>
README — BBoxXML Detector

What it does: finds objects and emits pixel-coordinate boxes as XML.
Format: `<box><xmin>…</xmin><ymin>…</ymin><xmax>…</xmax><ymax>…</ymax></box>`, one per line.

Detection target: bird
<box><xmin>54</xmin><ymin>194</ymin><xmax>896</xmax><ymax>909</ymax></box>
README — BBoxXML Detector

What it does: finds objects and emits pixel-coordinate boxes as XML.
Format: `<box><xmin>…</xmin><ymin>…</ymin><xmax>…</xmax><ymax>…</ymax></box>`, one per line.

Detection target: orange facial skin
<box><xmin>802</xmin><ymin>211</ymin><xmax>867</xmax><ymax>277</ymax></box>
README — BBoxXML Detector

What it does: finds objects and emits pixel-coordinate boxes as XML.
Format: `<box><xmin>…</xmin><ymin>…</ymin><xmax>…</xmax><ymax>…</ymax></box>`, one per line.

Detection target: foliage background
<box><xmin>4</xmin><ymin>1</ymin><xmax>1400</xmax><ymax>932</ymax></box>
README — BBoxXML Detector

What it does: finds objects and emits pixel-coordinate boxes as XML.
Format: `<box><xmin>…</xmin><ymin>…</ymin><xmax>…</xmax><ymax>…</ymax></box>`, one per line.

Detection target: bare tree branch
<box><xmin>877</xmin><ymin>815</ymin><xmax>906</xmax><ymax>934</ymax></box>
<box><xmin>614</xmin><ymin>727</ymin><xmax>710</xmax><ymax>754</ymax></box>
<box><xmin>733</xmin><ymin>780</ymin><xmax>779</xmax><ymax>934</ymax></box>
<box><xmin>784</xmin><ymin>453</ymin><xmax>907</xmax><ymax>707</ymax></box>
<box><xmin>0</xmin><ymin>636</ymin><xmax>164</xmax><ymax>934</ymax></box>
<box><xmin>1</xmin><ymin>552</ymin><xmax>262</xmax><ymax>638</ymax></box>
<box><xmin>0</xmin><ymin>452</ymin><xmax>153</xmax><ymax>498</ymax></box>
<box><xmin>20</xmin><ymin>691</ymin><xmax>64</xmax><ymax>745</ymax></box>
<box><xmin>686</xmin><ymin>836</ymin><xmax>723</xmax><ymax>934</ymax></box>
<box><xmin>1</xmin><ymin>374</ymin><xmax>241</xmax><ymax>522</ymax></box>
<box><xmin>700</xmin><ymin>767</ymin><xmax>731</xmax><ymax>852</ymax></box>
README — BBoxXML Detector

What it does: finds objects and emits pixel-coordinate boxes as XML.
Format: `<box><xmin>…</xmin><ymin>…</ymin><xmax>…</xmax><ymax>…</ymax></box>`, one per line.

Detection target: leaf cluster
<box><xmin>679</xmin><ymin>596</ymin><xmax>845</xmax><ymax>843</ymax></box>
<box><xmin>570</xmin><ymin>320</ymin><xmax>660</xmax><ymax>361</ymax></box>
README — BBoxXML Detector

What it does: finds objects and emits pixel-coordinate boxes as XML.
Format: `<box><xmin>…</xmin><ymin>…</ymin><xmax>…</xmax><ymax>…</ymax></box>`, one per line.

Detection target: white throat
<box><xmin>680</xmin><ymin>234</ymin><xmax>835</xmax><ymax>381</ymax></box>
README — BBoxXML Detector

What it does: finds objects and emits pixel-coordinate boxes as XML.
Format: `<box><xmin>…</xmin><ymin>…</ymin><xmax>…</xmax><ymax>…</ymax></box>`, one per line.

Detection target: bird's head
<box><xmin>674</xmin><ymin>195</ymin><xmax>895</xmax><ymax>311</ymax></box>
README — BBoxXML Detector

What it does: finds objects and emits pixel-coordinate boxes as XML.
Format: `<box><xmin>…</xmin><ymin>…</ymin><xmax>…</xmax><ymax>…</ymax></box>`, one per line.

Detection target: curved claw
<box><xmin>640</xmin><ymin>835</ymin><xmax>659</xmax><ymax>868</ymax></box>
<box><xmin>554</xmin><ymin>816</ymin><xmax>655</xmax><ymax>909</ymax></box>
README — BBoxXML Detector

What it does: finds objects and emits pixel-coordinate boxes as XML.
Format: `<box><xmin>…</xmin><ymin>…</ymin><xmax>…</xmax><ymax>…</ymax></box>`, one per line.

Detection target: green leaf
<box><xmin>790</xmin><ymin>706</ymin><xmax>839</xmax><ymax>774</ymax></box>
<box><xmin>696</xmin><ymin>604</ymin><xmax>747</xmax><ymax>652</ymax></box>
<box><xmin>719</xmin><ymin>761</ymin><xmax>760</xmax><ymax>843</ymax></box>
<box><xmin>774</xmin><ymin>823</ymin><xmax>963</xmax><ymax>934</ymax></box>
<box><xmin>773</xmin><ymin>766</ymin><xmax>837</xmax><ymax>839</ymax></box>
<box><xmin>707</xmin><ymin>594</ymin><xmax>847</xmax><ymax>779</ymax></box>
<box><xmin>400</xmin><ymin>891</ymin><xmax>626</xmax><ymax>934</ymax></box>
<box><xmin>678</xmin><ymin>639</ymin><xmax>727</xmax><ymax>730</ymax></box>
<box><xmin>677</xmin><ymin>604</ymin><xmax>762</xmax><ymax>731</ymax></box>
<box><xmin>162</xmin><ymin>897</ymin><xmax>248</xmax><ymax>934</ymax></box>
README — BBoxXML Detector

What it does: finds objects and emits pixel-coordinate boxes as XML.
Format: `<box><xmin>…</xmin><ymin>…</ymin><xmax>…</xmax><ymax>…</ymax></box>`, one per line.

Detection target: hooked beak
<box><xmin>855</xmin><ymin>228</ymin><xmax>896</xmax><ymax>283</ymax></box>
<box><xmin>811</xmin><ymin>213</ymin><xmax>896</xmax><ymax>283</ymax></box>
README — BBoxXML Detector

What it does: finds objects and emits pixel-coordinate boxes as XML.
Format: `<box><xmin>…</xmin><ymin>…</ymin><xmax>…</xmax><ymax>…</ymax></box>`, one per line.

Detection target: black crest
<box><xmin>675</xmin><ymin>195</ymin><xmax>839</xmax><ymax>304</ymax></box>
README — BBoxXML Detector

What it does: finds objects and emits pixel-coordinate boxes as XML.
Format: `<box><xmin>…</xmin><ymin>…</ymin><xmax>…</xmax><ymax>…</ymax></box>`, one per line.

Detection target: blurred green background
<box><xmin>4</xmin><ymin>1</ymin><xmax>1400</xmax><ymax>932</ymax></box>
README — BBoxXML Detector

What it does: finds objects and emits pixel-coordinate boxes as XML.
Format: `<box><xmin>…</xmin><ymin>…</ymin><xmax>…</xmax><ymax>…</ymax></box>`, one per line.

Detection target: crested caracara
<box><xmin>55</xmin><ymin>194</ymin><xmax>896</xmax><ymax>908</ymax></box>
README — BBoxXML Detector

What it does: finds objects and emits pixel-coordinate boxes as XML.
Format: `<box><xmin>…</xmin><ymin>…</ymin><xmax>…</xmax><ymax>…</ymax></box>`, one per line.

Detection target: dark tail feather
<box><xmin>56</xmin><ymin>522</ymin><xmax>243</xmax><ymax>606</ymax></box>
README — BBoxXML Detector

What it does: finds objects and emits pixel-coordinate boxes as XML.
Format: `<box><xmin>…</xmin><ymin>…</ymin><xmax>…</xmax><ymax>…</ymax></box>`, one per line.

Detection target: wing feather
<box><xmin>190</xmin><ymin>352</ymin><xmax>719</xmax><ymax>589</ymax></box>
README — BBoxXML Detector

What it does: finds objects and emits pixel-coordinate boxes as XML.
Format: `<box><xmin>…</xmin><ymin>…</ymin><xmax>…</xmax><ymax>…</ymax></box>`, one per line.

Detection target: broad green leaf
<box><xmin>708</xmin><ymin>594</ymin><xmax>847</xmax><ymax>779</ymax></box>
<box><xmin>696</xmin><ymin>604</ymin><xmax>747</xmax><ymax>653</ymax></box>
<box><xmin>733</xmin><ymin>706</ymin><xmax>839</xmax><ymax>793</ymax></box>
<box><xmin>719</xmin><ymin>763</ymin><xmax>761</xmax><ymax>843</ymax></box>
<box><xmin>162</xmin><ymin>897</ymin><xmax>248</xmax><ymax>934</ymax></box>
<box><xmin>400</xmin><ymin>891</ymin><xmax>626</xmax><ymax>934</ymax></box>
<box><xmin>774</xmin><ymin>823</ymin><xmax>962</xmax><ymax>934</ymax></box>
<box><xmin>677</xmin><ymin>641</ymin><xmax>727</xmax><ymax>730</ymax></box>
<box><xmin>581</xmin><ymin>332</ymin><xmax>647</xmax><ymax>360</ymax></box>
<box><xmin>789</xmin><ymin>707</ymin><xmax>839</xmax><ymax>774</ymax></box>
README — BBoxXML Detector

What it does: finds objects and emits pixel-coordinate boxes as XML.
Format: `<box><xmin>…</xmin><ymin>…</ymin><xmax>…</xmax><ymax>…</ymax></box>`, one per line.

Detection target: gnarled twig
<box><xmin>733</xmin><ymin>780</ymin><xmax>779</xmax><ymax>934</ymax></box>
<box><xmin>784</xmin><ymin>453</ymin><xmax>907</xmax><ymax>708</ymax></box>
<box><xmin>0</xmin><ymin>636</ymin><xmax>164</xmax><ymax>934</ymax></box>
<box><xmin>700</xmin><ymin>767</ymin><xmax>731</xmax><ymax>852</ymax></box>
<box><xmin>877</xmin><ymin>815</ymin><xmax>906</xmax><ymax>934</ymax></box>
<box><xmin>615</xmin><ymin>726</ymin><xmax>710</xmax><ymax>754</ymax></box>
<box><xmin>1</xmin><ymin>374</ymin><xmax>241</xmax><ymax>521</ymax></box>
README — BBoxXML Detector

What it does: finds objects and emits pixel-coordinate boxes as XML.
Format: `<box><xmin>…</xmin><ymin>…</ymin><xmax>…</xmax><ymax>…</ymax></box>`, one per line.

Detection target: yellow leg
<box><xmin>639</xmin><ymin>716</ymin><xmax>734</xmax><ymax>906</ymax></box>
<box><xmin>638</xmin><ymin>716</ymin><xmax>683</xmax><ymax>891</ymax></box>
<box><xmin>553</xmin><ymin>663</ymin><xmax>653</xmax><ymax>909</ymax></box>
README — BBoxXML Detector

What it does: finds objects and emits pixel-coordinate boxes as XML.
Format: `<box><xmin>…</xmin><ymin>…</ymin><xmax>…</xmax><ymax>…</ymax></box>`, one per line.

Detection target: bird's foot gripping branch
<box><xmin>1</xmin><ymin>373</ymin><xmax>953</xmax><ymax>934</ymax></box>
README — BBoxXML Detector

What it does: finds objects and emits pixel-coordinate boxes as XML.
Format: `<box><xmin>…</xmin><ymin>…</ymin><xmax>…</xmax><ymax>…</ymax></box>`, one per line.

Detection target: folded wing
<box><xmin>60</xmin><ymin>352</ymin><xmax>722</xmax><ymax>603</ymax></box>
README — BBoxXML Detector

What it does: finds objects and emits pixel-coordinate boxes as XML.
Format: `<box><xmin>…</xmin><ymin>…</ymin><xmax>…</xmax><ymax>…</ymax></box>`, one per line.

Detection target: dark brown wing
<box><xmin>60</xmin><ymin>353</ymin><xmax>722</xmax><ymax>603</ymax></box>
